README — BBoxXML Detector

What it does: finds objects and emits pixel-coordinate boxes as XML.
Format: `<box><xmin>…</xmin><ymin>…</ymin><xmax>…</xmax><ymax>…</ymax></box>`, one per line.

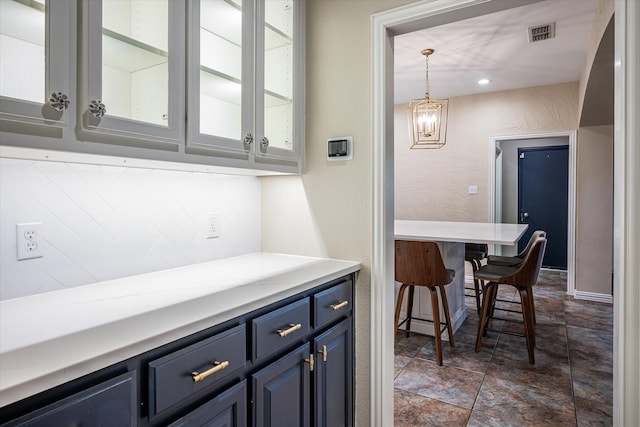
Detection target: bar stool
<box><xmin>474</xmin><ymin>236</ymin><xmax>547</xmax><ymax>364</ymax></box>
<box><xmin>394</xmin><ymin>240</ymin><xmax>455</xmax><ymax>366</ymax></box>
<box><xmin>464</xmin><ymin>243</ymin><xmax>488</xmax><ymax>314</ymax></box>
<box><xmin>485</xmin><ymin>230</ymin><xmax>547</xmax><ymax>323</ymax></box>
<box><xmin>487</xmin><ymin>230</ymin><xmax>546</xmax><ymax>267</ymax></box>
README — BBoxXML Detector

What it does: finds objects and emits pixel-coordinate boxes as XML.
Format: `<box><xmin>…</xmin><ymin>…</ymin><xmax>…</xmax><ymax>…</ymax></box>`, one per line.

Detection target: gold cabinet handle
<box><xmin>305</xmin><ymin>353</ymin><xmax>314</xmax><ymax>372</ymax></box>
<box><xmin>277</xmin><ymin>323</ymin><xmax>302</xmax><ymax>337</ymax></box>
<box><xmin>330</xmin><ymin>300</ymin><xmax>349</xmax><ymax>310</ymax></box>
<box><xmin>318</xmin><ymin>345</ymin><xmax>327</xmax><ymax>362</ymax></box>
<box><xmin>191</xmin><ymin>360</ymin><xmax>229</xmax><ymax>383</ymax></box>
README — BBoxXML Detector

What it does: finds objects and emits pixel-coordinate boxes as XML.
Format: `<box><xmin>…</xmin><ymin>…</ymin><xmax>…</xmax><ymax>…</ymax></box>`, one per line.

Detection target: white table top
<box><xmin>395</xmin><ymin>220</ymin><xmax>528</xmax><ymax>245</ymax></box>
<box><xmin>0</xmin><ymin>253</ymin><xmax>360</xmax><ymax>406</ymax></box>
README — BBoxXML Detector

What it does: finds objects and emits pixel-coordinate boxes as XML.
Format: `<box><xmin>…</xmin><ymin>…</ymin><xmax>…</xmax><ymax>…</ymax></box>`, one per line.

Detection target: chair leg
<box><xmin>518</xmin><ymin>287</ymin><xmax>535</xmax><ymax>364</ymax></box>
<box><xmin>529</xmin><ymin>287</ymin><xmax>537</xmax><ymax>325</ymax></box>
<box><xmin>406</xmin><ymin>285</ymin><xmax>415</xmax><ymax>335</ymax></box>
<box><xmin>437</xmin><ymin>284</ymin><xmax>455</xmax><ymax>347</ymax></box>
<box><xmin>476</xmin><ymin>281</ymin><xmax>496</xmax><ymax>353</ymax></box>
<box><xmin>394</xmin><ymin>284</ymin><xmax>409</xmax><ymax>338</ymax></box>
<box><xmin>471</xmin><ymin>259</ymin><xmax>483</xmax><ymax>314</ymax></box>
<box><xmin>429</xmin><ymin>287</ymin><xmax>443</xmax><ymax>365</ymax></box>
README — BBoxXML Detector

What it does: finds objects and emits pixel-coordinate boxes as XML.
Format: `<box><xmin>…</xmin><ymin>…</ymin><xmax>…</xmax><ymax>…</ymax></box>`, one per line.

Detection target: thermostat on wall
<box><xmin>327</xmin><ymin>136</ymin><xmax>353</xmax><ymax>161</ymax></box>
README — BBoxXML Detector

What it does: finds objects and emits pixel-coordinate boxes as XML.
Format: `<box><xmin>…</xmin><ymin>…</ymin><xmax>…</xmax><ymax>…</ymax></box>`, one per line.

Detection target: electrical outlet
<box><xmin>17</xmin><ymin>222</ymin><xmax>44</xmax><ymax>260</ymax></box>
<box><xmin>206</xmin><ymin>213</ymin><xmax>220</xmax><ymax>239</ymax></box>
<box><xmin>468</xmin><ymin>185</ymin><xmax>479</xmax><ymax>195</ymax></box>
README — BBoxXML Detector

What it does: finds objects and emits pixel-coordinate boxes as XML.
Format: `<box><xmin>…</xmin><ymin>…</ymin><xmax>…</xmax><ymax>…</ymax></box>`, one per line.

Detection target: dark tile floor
<box><xmin>394</xmin><ymin>270</ymin><xmax>613</xmax><ymax>426</ymax></box>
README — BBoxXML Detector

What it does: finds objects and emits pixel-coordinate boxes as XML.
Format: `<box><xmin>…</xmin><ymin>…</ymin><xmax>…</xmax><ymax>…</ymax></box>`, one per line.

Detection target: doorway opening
<box><xmin>490</xmin><ymin>132</ymin><xmax>576</xmax><ymax>293</ymax></box>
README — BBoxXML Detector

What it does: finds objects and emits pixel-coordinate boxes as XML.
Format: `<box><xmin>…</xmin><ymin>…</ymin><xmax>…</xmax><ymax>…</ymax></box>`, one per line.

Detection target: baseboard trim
<box><xmin>573</xmin><ymin>290</ymin><xmax>613</xmax><ymax>304</ymax></box>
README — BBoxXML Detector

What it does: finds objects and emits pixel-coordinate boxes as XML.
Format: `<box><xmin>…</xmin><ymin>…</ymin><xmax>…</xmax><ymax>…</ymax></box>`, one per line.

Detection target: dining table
<box><xmin>394</xmin><ymin>220</ymin><xmax>529</xmax><ymax>337</ymax></box>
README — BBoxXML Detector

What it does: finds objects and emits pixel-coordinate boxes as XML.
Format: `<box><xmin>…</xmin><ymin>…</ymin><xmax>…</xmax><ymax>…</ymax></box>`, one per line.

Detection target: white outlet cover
<box><xmin>468</xmin><ymin>185</ymin><xmax>479</xmax><ymax>195</ymax></box>
<box><xmin>17</xmin><ymin>222</ymin><xmax>43</xmax><ymax>260</ymax></box>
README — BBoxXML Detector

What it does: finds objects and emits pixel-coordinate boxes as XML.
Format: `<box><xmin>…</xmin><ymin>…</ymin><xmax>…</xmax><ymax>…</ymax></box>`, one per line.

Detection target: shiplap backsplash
<box><xmin>0</xmin><ymin>158</ymin><xmax>261</xmax><ymax>300</ymax></box>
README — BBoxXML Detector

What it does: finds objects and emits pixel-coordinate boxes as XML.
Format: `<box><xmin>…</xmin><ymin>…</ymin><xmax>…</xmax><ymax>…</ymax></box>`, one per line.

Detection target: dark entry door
<box><xmin>518</xmin><ymin>146</ymin><xmax>569</xmax><ymax>269</ymax></box>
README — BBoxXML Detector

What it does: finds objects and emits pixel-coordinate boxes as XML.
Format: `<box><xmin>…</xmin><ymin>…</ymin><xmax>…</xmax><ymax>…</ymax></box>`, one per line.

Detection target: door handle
<box><xmin>520</xmin><ymin>212</ymin><xmax>529</xmax><ymax>222</ymax></box>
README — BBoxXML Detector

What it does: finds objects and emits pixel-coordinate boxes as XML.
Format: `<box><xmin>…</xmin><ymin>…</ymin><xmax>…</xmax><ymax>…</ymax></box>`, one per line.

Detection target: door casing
<box><xmin>489</xmin><ymin>131</ymin><xmax>576</xmax><ymax>293</ymax></box>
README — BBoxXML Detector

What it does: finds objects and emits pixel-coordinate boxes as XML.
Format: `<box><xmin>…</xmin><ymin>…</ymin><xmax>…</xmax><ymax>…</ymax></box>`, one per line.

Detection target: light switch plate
<box><xmin>206</xmin><ymin>213</ymin><xmax>220</xmax><ymax>239</ymax></box>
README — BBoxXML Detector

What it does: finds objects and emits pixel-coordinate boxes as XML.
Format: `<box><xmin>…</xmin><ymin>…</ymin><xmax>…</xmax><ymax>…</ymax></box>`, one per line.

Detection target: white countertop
<box><xmin>394</xmin><ymin>220</ymin><xmax>528</xmax><ymax>245</ymax></box>
<box><xmin>0</xmin><ymin>253</ymin><xmax>360</xmax><ymax>407</ymax></box>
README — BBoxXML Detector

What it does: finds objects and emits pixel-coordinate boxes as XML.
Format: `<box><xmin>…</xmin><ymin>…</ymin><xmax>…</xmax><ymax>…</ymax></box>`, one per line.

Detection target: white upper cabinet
<box><xmin>0</xmin><ymin>0</ymin><xmax>72</xmax><ymax>130</ymax></box>
<box><xmin>0</xmin><ymin>0</ymin><xmax>303</xmax><ymax>174</ymax></box>
<box><xmin>187</xmin><ymin>0</ymin><xmax>304</xmax><ymax>169</ymax></box>
<box><xmin>78</xmin><ymin>0</ymin><xmax>185</xmax><ymax>148</ymax></box>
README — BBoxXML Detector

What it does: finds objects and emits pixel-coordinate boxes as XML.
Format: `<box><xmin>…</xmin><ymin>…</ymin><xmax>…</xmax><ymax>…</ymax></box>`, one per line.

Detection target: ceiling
<box><xmin>393</xmin><ymin>0</ymin><xmax>600</xmax><ymax>104</ymax></box>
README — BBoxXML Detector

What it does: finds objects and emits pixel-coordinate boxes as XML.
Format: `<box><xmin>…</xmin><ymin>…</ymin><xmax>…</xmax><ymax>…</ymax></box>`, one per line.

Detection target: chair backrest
<box><xmin>465</xmin><ymin>243</ymin><xmax>488</xmax><ymax>255</ymax></box>
<box><xmin>395</xmin><ymin>240</ymin><xmax>451</xmax><ymax>287</ymax></box>
<box><xmin>517</xmin><ymin>230</ymin><xmax>547</xmax><ymax>258</ymax></box>
<box><xmin>504</xmin><ymin>237</ymin><xmax>547</xmax><ymax>288</ymax></box>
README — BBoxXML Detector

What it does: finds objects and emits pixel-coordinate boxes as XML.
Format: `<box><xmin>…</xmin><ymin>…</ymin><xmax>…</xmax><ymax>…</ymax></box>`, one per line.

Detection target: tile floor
<box><xmin>394</xmin><ymin>270</ymin><xmax>613</xmax><ymax>426</ymax></box>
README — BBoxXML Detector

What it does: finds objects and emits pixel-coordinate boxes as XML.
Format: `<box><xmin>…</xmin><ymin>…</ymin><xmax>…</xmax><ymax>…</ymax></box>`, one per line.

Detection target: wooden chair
<box><xmin>464</xmin><ymin>243</ymin><xmax>488</xmax><ymax>314</ymax></box>
<box><xmin>487</xmin><ymin>230</ymin><xmax>547</xmax><ymax>267</ymax></box>
<box><xmin>474</xmin><ymin>236</ymin><xmax>547</xmax><ymax>364</ymax></box>
<box><xmin>394</xmin><ymin>240</ymin><xmax>455</xmax><ymax>366</ymax></box>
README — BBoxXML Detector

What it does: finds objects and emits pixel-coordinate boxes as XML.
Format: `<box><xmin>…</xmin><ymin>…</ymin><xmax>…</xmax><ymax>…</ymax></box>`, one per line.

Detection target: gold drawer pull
<box><xmin>191</xmin><ymin>360</ymin><xmax>229</xmax><ymax>383</ymax></box>
<box><xmin>277</xmin><ymin>323</ymin><xmax>302</xmax><ymax>337</ymax></box>
<box><xmin>330</xmin><ymin>300</ymin><xmax>349</xmax><ymax>310</ymax></box>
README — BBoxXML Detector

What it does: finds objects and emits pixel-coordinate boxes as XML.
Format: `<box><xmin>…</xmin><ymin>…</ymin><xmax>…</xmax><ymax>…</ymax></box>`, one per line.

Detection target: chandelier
<box><xmin>407</xmin><ymin>48</ymin><xmax>448</xmax><ymax>148</ymax></box>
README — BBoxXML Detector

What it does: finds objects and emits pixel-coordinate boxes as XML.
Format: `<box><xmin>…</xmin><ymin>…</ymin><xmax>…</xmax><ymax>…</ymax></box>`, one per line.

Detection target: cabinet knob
<box><xmin>48</xmin><ymin>92</ymin><xmax>69</xmax><ymax>111</ymax></box>
<box><xmin>88</xmin><ymin>100</ymin><xmax>107</xmax><ymax>118</ymax></box>
<box><xmin>244</xmin><ymin>133</ymin><xmax>254</xmax><ymax>145</ymax></box>
<box><xmin>260</xmin><ymin>137</ymin><xmax>269</xmax><ymax>149</ymax></box>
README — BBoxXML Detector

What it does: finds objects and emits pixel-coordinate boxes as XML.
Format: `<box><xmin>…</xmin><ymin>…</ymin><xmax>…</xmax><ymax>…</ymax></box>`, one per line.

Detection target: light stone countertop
<box><xmin>395</xmin><ymin>220</ymin><xmax>528</xmax><ymax>245</ymax></box>
<box><xmin>0</xmin><ymin>253</ymin><xmax>361</xmax><ymax>407</ymax></box>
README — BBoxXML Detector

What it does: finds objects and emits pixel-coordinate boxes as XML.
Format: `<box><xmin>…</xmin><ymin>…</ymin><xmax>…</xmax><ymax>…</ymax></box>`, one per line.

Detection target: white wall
<box><xmin>0</xmin><ymin>158</ymin><xmax>261</xmax><ymax>300</ymax></box>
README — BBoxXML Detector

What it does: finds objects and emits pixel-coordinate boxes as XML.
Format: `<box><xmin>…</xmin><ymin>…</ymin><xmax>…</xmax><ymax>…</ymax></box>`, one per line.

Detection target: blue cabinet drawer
<box><xmin>148</xmin><ymin>324</ymin><xmax>246</xmax><ymax>419</ymax></box>
<box><xmin>252</xmin><ymin>298</ymin><xmax>310</xmax><ymax>361</ymax></box>
<box><xmin>313</xmin><ymin>279</ymin><xmax>352</xmax><ymax>328</ymax></box>
<box><xmin>4</xmin><ymin>371</ymin><xmax>136</xmax><ymax>427</ymax></box>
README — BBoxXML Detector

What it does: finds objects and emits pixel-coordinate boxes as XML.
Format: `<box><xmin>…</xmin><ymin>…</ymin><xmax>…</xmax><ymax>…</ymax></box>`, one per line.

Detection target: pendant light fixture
<box><xmin>407</xmin><ymin>48</ymin><xmax>448</xmax><ymax>148</ymax></box>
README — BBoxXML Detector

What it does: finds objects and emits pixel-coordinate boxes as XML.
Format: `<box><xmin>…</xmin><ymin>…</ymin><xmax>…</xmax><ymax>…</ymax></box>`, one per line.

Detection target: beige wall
<box><xmin>575</xmin><ymin>125</ymin><xmax>614</xmax><ymax>295</ymax></box>
<box><xmin>577</xmin><ymin>0</ymin><xmax>614</xmax><ymax>118</ymax></box>
<box><xmin>261</xmin><ymin>0</ymin><xmax>415</xmax><ymax>425</ymax></box>
<box><xmin>395</xmin><ymin>82</ymin><xmax>579</xmax><ymax>222</ymax></box>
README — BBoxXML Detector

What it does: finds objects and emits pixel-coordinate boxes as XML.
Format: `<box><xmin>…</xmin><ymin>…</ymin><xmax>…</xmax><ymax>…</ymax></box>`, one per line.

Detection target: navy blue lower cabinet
<box><xmin>2</xmin><ymin>371</ymin><xmax>136</xmax><ymax>427</ymax></box>
<box><xmin>252</xmin><ymin>343</ymin><xmax>312</xmax><ymax>427</ymax></box>
<box><xmin>314</xmin><ymin>318</ymin><xmax>353</xmax><ymax>427</ymax></box>
<box><xmin>0</xmin><ymin>273</ymin><xmax>356</xmax><ymax>427</ymax></box>
<box><xmin>168</xmin><ymin>380</ymin><xmax>247</xmax><ymax>427</ymax></box>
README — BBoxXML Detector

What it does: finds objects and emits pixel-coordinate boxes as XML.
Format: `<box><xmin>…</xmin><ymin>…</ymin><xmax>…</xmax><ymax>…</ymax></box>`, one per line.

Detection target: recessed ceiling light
<box><xmin>478</xmin><ymin>78</ymin><xmax>491</xmax><ymax>85</ymax></box>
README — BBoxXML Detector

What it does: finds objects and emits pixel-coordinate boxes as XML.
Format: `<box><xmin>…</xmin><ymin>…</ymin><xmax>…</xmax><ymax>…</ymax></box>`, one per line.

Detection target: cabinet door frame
<box><xmin>185</xmin><ymin>0</ymin><xmax>255</xmax><ymax>158</ymax></box>
<box><xmin>252</xmin><ymin>342</ymin><xmax>311</xmax><ymax>427</ymax></box>
<box><xmin>253</xmin><ymin>0</ymin><xmax>305</xmax><ymax>165</ymax></box>
<box><xmin>314</xmin><ymin>317</ymin><xmax>353</xmax><ymax>427</ymax></box>
<box><xmin>77</xmin><ymin>0</ymin><xmax>185</xmax><ymax>148</ymax></box>
<box><xmin>0</xmin><ymin>0</ymin><xmax>73</xmax><ymax>130</ymax></box>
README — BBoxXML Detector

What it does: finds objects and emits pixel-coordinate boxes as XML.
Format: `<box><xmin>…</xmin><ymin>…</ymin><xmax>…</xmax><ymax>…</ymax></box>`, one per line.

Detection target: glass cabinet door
<box><xmin>187</xmin><ymin>0</ymin><xmax>253</xmax><ymax>155</ymax></box>
<box><xmin>256</xmin><ymin>0</ymin><xmax>302</xmax><ymax>161</ymax></box>
<box><xmin>80</xmin><ymin>0</ymin><xmax>184</xmax><ymax>147</ymax></box>
<box><xmin>0</xmin><ymin>0</ymin><xmax>72</xmax><ymax>128</ymax></box>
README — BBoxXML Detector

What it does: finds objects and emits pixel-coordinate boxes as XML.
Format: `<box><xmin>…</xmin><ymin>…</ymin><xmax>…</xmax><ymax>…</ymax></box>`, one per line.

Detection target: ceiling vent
<box><xmin>528</xmin><ymin>23</ymin><xmax>556</xmax><ymax>42</ymax></box>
